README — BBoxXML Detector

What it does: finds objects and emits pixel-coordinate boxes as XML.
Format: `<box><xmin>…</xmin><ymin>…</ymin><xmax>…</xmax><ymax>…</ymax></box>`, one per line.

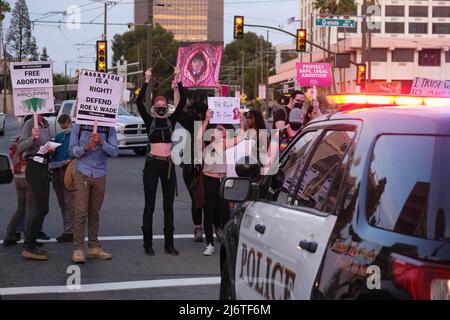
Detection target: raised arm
<box><xmin>136</xmin><ymin>68</ymin><xmax>154</xmax><ymax>126</ymax></box>
<box><xmin>169</xmin><ymin>69</ymin><xmax>187</xmax><ymax>122</ymax></box>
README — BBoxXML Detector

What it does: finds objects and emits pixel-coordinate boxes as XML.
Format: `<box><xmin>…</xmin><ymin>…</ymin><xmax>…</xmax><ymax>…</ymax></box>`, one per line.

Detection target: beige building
<box><xmin>270</xmin><ymin>0</ymin><xmax>450</xmax><ymax>94</ymax></box>
<box><xmin>134</xmin><ymin>0</ymin><xmax>224</xmax><ymax>42</ymax></box>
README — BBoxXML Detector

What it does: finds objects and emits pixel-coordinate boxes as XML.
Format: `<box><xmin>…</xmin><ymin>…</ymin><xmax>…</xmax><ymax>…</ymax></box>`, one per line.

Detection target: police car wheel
<box><xmin>219</xmin><ymin>258</ymin><xmax>233</xmax><ymax>300</ymax></box>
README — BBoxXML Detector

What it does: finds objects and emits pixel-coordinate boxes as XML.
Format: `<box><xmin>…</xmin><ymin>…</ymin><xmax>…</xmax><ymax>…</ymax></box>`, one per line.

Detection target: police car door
<box><xmin>235</xmin><ymin>130</ymin><xmax>321</xmax><ymax>300</ymax></box>
<box><xmin>266</xmin><ymin>129</ymin><xmax>356</xmax><ymax>300</ymax></box>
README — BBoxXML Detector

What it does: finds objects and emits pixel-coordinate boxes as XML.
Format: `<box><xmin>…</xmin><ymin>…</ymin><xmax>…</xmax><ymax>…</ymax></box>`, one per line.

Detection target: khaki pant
<box><xmin>5</xmin><ymin>177</ymin><xmax>36</xmax><ymax>241</ymax></box>
<box><xmin>52</xmin><ymin>167</ymin><xmax>75</xmax><ymax>234</ymax></box>
<box><xmin>73</xmin><ymin>171</ymin><xmax>106</xmax><ymax>250</ymax></box>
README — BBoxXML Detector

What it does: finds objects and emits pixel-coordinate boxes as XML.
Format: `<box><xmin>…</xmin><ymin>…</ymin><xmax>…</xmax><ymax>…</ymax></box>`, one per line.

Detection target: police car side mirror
<box><xmin>220</xmin><ymin>178</ymin><xmax>251</xmax><ymax>202</ymax></box>
<box><xmin>0</xmin><ymin>154</ymin><xmax>14</xmax><ymax>184</ymax></box>
<box><xmin>235</xmin><ymin>156</ymin><xmax>260</xmax><ymax>179</ymax></box>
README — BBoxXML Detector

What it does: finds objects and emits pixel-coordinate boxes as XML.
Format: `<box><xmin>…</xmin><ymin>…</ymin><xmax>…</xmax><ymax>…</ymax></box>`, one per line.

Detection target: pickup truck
<box><xmin>46</xmin><ymin>100</ymin><xmax>148</xmax><ymax>155</ymax></box>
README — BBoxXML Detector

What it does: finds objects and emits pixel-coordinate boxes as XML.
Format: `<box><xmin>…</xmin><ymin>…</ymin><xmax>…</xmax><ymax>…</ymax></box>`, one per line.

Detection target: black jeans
<box><xmin>182</xmin><ymin>165</ymin><xmax>203</xmax><ymax>226</ymax></box>
<box><xmin>202</xmin><ymin>175</ymin><xmax>229</xmax><ymax>245</ymax></box>
<box><xmin>25</xmin><ymin>159</ymin><xmax>50</xmax><ymax>249</ymax></box>
<box><xmin>142</xmin><ymin>157</ymin><xmax>176</xmax><ymax>248</ymax></box>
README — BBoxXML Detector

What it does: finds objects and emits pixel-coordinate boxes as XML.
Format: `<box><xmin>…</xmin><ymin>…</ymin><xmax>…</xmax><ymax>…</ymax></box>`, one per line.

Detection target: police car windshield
<box><xmin>366</xmin><ymin>135</ymin><xmax>450</xmax><ymax>242</ymax></box>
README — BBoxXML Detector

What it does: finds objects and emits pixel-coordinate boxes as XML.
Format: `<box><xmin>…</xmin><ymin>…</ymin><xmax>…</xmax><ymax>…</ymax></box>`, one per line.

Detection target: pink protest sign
<box><xmin>296</xmin><ymin>63</ymin><xmax>332</xmax><ymax>87</ymax></box>
<box><xmin>176</xmin><ymin>42</ymin><xmax>223</xmax><ymax>88</ymax></box>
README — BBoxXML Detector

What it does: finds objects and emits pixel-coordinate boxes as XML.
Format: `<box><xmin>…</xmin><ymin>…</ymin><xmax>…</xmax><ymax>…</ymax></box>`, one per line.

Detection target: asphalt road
<box><xmin>0</xmin><ymin>115</ymin><xmax>221</xmax><ymax>300</ymax></box>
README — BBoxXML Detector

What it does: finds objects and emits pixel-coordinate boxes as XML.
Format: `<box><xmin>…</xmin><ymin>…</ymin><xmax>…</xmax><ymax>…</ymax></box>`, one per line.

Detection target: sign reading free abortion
<box><xmin>10</xmin><ymin>61</ymin><xmax>54</xmax><ymax>116</ymax></box>
<box><xmin>75</xmin><ymin>70</ymin><xmax>124</xmax><ymax>127</ymax></box>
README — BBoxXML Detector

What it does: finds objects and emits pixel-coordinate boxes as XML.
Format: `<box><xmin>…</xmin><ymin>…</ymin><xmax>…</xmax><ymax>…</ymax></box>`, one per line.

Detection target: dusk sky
<box><xmin>3</xmin><ymin>0</ymin><xmax>300</xmax><ymax>74</ymax></box>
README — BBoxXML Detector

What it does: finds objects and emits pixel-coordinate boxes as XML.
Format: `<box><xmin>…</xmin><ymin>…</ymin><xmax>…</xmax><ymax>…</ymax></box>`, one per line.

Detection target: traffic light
<box><xmin>234</xmin><ymin>16</ymin><xmax>244</xmax><ymax>39</ymax></box>
<box><xmin>96</xmin><ymin>40</ymin><xmax>107</xmax><ymax>73</ymax></box>
<box><xmin>356</xmin><ymin>63</ymin><xmax>367</xmax><ymax>87</ymax></box>
<box><xmin>296</xmin><ymin>29</ymin><xmax>307</xmax><ymax>52</ymax></box>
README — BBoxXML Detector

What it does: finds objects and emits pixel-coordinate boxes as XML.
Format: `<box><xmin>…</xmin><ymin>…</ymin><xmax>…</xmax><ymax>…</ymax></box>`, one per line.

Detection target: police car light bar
<box><xmin>327</xmin><ymin>94</ymin><xmax>450</xmax><ymax>108</ymax></box>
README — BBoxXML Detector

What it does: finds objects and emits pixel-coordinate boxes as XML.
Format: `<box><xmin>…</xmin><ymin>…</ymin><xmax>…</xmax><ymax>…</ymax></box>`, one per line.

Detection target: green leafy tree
<box><xmin>221</xmin><ymin>32</ymin><xmax>275</xmax><ymax>101</ymax></box>
<box><xmin>112</xmin><ymin>24</ymin><xmax>178</xmax><ymax>98</ymax></box>
<box><xmin>40</xmin><ymin>47</ymin><xmax>49</xmax><ymax>61</ymax></box>
<box><xmin>6</xmin><ymin>0</ymin><xmax>38</xmax><ymax>61</ymax></box>
<box><xmin>0</xmin><ymin>0</ymin><xmax>11</xmax><ymax>59</ymax></box>
<box><xmin>53</xmin><ymin>73</ymin><xmax>71</xmax><ymax>86</ymax></box>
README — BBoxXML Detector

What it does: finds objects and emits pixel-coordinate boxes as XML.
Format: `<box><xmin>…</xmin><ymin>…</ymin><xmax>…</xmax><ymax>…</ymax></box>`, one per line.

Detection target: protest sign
<box><xmin>10</xmin><ymin>61</ymin><xmax>54</xmax><ymax>116</ymax></box>
<box><xmin>75</xmin><ymin>70</ymin><xmax>124</xmax><ymax>127</ymax></box>
<box><xmin>208</xmin><ymin>97</ymin><xmax>240</xmax><ymax>124</ymax></box>
<box><xmin>410</xmin><ymin>77</ymin><xmax>450</xmax><ymax>97</ymax></box>
<box><xmin>176</xmin><ymin>42</ymin><xmax>223</xmax><ymax>88</ymax></box>
<box><xmin>296</xmin><ymin>62</ymin><xmax>332</xmax><ymax>87</ymax></box>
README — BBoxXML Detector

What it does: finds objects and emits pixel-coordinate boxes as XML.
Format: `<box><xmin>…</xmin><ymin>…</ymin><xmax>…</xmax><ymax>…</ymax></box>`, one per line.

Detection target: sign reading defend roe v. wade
<box><xmin>75</xmin><ymin>70</ymin><xmax>124</xmax><ymax>127</ymax></box>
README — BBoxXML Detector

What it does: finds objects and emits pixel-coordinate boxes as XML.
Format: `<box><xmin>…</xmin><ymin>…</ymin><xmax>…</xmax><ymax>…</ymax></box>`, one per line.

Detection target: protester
<box><xmin>137</xmin><ymin>68</ymin><xmax>187</xmax><ymax>256</ymax></box>
<box><xmin>174</xmin><ymin>88</ymin><xmax>208</xmax><ymax>243</ymax></box>
<box><xmin>198</xmin><ymin>110</ymin><xmax>245</xmax><ymax>256</ymax></box>
<box><xmin>49</xmin><ymin>114</ymin><xmax>75</xmax><ymax>243</ymax></box>
<box><xmin>69</xmin><ymin>120</ymin><xmax>119</xmax><ymax>264</ymax></box>
<box><xmin>303</xmin><ymin>100</ymin><xmax>323</xmax><ymax>126</ymax></box>
<box><xmin>273</xmin><ymin>91</ymin><xmax>306</xmax><ymax>129</ymax></box>
<box><xmin>279</xmin><ymin>108</ymin><xmax>304</xmax><ymax>153</ymax></box>
<box><xmin>19</xmin><ymin>114</ymin><xmax>54</xmax><ymax>260</ymax></box>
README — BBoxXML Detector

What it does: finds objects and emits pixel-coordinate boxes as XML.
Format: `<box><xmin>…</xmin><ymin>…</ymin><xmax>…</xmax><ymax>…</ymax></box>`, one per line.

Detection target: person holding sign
<box><xmin>136</xmin><ymin>68</ymin><xmax>187</xmax><ymax>256</ymax></box>
<box><xmin>19</xmin><ymin>114</ymin><xmax>55</xmax><ymax>261</ymax></box>
<box><xmin>69</xmin><ymin>118</ymin><xmax>119</xmax><ymax>264</ymax></box>
<box><xmin>198</xmin><ymin>109</ymin><xmax>245</xmax><ymax>256</ymax></box>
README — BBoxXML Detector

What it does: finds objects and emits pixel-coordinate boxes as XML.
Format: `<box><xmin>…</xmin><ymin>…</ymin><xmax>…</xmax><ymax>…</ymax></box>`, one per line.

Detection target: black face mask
<box><xmin>294</xmin><ymin>103</ymin><xmax>303</xmax><ymax>109</ymax></box>
<box><xmin>290</xmin><ymin>123</ymin><xmax>302</xmax><ymax>131</ymax></box>
<box><xmin>155</xmin><ymin>107</ymin><xmax>167</xmax><ymax>116</ymax></box>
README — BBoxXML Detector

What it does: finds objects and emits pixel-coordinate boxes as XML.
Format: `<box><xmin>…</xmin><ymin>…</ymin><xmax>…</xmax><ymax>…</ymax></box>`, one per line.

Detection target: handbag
<box><xmin>189</xmin><ymin>172</ymin><xmax>206</xmax><ymax>209</ymax></box>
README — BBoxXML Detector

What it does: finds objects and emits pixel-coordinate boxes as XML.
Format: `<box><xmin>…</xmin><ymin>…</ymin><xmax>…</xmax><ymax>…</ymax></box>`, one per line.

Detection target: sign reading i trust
<box><xmin>10</xmin><ymin>61</ymin><xmax>55</xmax><ymax>116</ymax></box>
<box><xmin>296</xmin><ymin>62</ymin><xmax>332</xmax><ymax>87</ymax></box>
<box><xmin>75</xmin><ymin>70</ymin><xmax>124</xmax><ymax>128</ymax></box>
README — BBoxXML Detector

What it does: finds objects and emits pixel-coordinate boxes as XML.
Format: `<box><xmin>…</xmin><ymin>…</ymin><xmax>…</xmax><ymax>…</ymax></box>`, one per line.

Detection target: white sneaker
<box><xmin>203</xmin><ymin>244</ymin><xmax>215</xmax><ymax>256</ymax></box>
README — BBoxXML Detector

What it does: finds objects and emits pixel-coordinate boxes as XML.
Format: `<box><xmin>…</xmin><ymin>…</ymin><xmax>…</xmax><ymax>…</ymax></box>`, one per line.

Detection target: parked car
<box><xmin>0</xmin><ymin>153</ymin><xmax>13</xmax><ymax>184</ymax></box>
<box><xmin>219</xmin><ymin>94</ymin><xmax>450</xmax><ymax>300</ymax></box>
<box><xmin>0</xmin><ymin>111</ymin><xmax>5</xmax><ymax>136</ymax></box>
<box><xmin>46</xmin><ymin>100</ymin><xmax>148</xmax><ymax>155</ymax></box>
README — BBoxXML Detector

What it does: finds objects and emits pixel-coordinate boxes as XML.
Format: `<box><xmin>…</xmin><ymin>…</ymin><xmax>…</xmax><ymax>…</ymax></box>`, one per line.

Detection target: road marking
<box><xmin>0</xmin><ymin>277</ymin><xmax>221</xmax><ymax>296</ymax></box>
<box><xmin>0</xmin><ymin>234</ymin><xmax>204</xmax><ymax>244</ymax></box>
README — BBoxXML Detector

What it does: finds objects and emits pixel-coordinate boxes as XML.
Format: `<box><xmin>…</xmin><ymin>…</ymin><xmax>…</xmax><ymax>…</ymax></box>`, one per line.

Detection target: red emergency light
<box><xmin>327</xmin><ymin>94</ymin><xmax>450</xmax><ymax>110</ymax></box>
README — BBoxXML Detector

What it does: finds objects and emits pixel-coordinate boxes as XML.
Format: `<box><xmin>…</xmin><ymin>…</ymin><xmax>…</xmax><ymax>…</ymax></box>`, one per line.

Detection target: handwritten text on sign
<box><xmin>208</xmin><ymin>97</ymin><xmax>241</xmax><ymax>124</ymax></box>
<box><xmin>296</xmin><ymin>62</ymin><xmax>332</xmax><ymax>87</ymax></box>
<box><xmin>76</xmin><ymin>70</ymin><xmax>124</xmax><ymax>127</ymax></box>
<box><xmin>410</xmin><ymin>77</ymin><xmax>450</xmax><ymax>97</ymax></box>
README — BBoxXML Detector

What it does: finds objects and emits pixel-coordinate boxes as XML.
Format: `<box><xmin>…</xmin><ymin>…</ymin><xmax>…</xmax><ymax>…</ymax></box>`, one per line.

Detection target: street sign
<box><xmin>315</xmin><ymin>18</ymin><xmax>355</xmax><ymax>28</ymax></box>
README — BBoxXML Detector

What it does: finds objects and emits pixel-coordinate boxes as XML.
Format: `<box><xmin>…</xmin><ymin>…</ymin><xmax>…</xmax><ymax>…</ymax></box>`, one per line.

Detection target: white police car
<box><xmin>219</xmin><ymin>94</ymin><xmax>450</xmax><ymax>300</ymax></box>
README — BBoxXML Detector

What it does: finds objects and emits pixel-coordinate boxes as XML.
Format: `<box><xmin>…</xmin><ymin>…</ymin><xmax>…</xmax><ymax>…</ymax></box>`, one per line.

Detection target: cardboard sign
<box><xmin>296</xmin><ymin>62</ymin><xmax>332</xmax><ymax>87</ymax></box>
<box><xmin>75</xmin><ymin>70</ymin><xmax>124</xmax><ymax>127</ymax></box>
<box><xmin>10</xmin><ymin>61</ymin><xmax>54</xmax><ymax>116</ymax></box>
<box><xmin>410</xmin><ymin>77</ymin><xmax>450</xmax><ymax>97</ymax></box>
<box><xmin>208</xmin><ymin>97</ymin><xmax>240</xmax><ymax>124</ymax></box>
<box><xmin>176</xmin><ymin>42</ymin><xmax>223</xmax><ymax>88</ymax></box>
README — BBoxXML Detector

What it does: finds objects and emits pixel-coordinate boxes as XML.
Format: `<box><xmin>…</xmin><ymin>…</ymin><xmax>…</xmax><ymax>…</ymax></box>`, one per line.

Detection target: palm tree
<box><xmin>0</xmin><ymin>0</ymin><xmax>11</xmax><ymax>57</ymax></box>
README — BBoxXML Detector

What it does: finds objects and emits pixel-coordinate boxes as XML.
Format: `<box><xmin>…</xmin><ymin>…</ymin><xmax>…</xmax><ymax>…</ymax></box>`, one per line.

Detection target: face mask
<box><xmin>155</xmin><ymin>107</ymin><xmax>167</xmax><ymax>116</ymax></box>
<box><xmin>294</xmin><ymin>103</ymin><xmax>303</xmax><ymax>109</ymax></box>
<box><xmin>290</xmin><ymin>123</ymin><xmax>302</xmax><ymax>131</ymax></box>
<box><xmin>62</xmin><ymin>127</ymin><xmax>71</xmax><ymax>134</ymax></box>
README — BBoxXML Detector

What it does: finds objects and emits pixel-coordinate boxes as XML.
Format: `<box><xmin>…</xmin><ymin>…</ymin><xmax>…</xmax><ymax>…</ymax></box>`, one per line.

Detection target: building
<box><xmin>134</xmin><ymin>0</ymin><xmax>224</xmax><ymax>42</ymax></box>
<box><xmin>269</xmin><ymin>0</ymin><xmax>450</xmax><ymax>94</ymax></box>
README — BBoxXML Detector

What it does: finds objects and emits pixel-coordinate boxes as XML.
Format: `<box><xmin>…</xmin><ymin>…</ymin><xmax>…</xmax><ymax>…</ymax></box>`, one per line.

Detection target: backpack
<box><xmin>9</xmin><ymin>136</ymin><xmax>27</xmax><ymax>174</ymax></box>
<box><xmin>146</xmin><ymin>118</ymin><xmax>173</xmax><ymax>153</ymax></box>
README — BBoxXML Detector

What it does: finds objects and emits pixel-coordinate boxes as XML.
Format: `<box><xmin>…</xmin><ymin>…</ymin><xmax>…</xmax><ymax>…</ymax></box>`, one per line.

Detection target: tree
<box><xmin>221</xmin><ymin>32</ymin><xmax>275</xmax><ymax>101</ymax></box>
<box><xmin>112</xmin><ymin>24</ymin><xmax>178</xmax><ymax>98</ymax></box>
<box><xmin>40</xmin><ymin>47</ymin><xmax>49</xmax><ymax>61</ymax></box>
<box><xmin>6</xmin><ymin>0</ymin><xmax>38</xmax><ymax>61</ymax></box>
<box><xmin>0</xmin><ymin>0</ymin><xmax>11</xmax><ymax>58</ymax></box>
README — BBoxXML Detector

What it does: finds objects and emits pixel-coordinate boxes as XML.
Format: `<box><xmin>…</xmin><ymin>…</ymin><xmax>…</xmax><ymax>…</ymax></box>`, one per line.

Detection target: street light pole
<box><xmin>104</xmin><ymin>2</ymin><xmax>107</xmax><ymax>41</ymax></box>
<box><xmin>3</xmin><ymin>43</ymin><xmax>6</xmax><ymax>114</ymax></box>
<box><xmin>146</xmin><ymin>0</ymin><xmax>153</xmax><ymax>104</ymax></box>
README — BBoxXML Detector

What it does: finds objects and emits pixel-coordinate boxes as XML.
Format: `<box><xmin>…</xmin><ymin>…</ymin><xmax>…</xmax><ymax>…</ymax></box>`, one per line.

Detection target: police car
<box><xmin>219</xmin><ymin>94</ymin><xmax>450</xmax><ymax>300</ymax></box>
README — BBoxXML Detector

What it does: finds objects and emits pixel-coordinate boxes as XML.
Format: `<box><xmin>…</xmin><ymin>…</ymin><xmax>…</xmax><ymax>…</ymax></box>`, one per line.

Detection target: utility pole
<box><xmin>310</xmin><ymin>11</ymin><xmax>313</xmax><ymax>62</ymax></box>
<box><xmin>241</xmin><ymin>51</ymin><xmax>245</xmax><ymax>95</ymax></box>
<box><xmin>146</xmin><ymin>0</ymin><xmax>154</xmax><ymax>104</ymax></box>
<box><xmin>3</xmin><ymin>43</ymin><xmax>6</xmax><ymax>114</ymax></box>
<box><xmin>64</xmin><ymin>62</ymin><xmax>67</xmax><ymax>100</ymax></box>
<box><xmin>104</xmin><ymin>2</ymin><xmax>108</xmax><ymax>41</ymax></box>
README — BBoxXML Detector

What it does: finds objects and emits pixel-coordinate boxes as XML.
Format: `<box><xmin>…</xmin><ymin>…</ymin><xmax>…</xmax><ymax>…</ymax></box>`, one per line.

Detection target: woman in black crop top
<box><xmin>136</xmin><ymin>68</ymin><xmax>187</xmax><ymax>256</ymax></box>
